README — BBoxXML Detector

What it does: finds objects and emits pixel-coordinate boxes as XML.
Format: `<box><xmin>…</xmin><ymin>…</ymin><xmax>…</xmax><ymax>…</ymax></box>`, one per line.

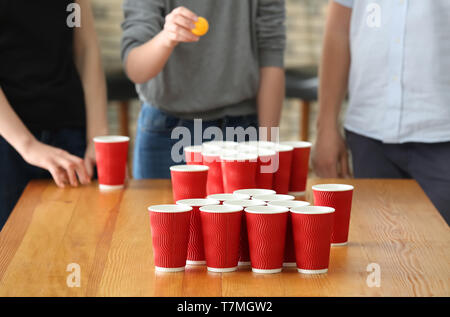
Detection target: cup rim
<box><xmin>257</xmin><ymin>148</ymin><xmax>277</xmax><ymax>156</ymax></box>
<box><xmin>176</xmin><ymin>198</ymin><xmax>220</xmax><ymax>207</ymax></box>
<box><xmin>207</xmin><ymin>193</ymin><xmax>251</xmax><ymax>201</ymax></box>
<box><xmin>311</xmin><ymin>184</ymin><xmax>354</xmax><ymax>192</ymax></box>
<box><xmin>281</xmin><ymin>141</ymin><xmax>312</xmax><ymax>148</ymax></box>
<box><xmin>290</xmin><ymin>206</ymin><xmax>335</xmax><ymax>215</ymax></box>
<box><xmin>223</xmin><ymin>199</ymin><xmax>266</xmax><ymax>207</ymax></box>
<box><xmin>267</xmin><ymin>200</ymin><xmax>311</xmax><ymax>208</ymax></box>
<box><xmin>201</xmin><ymin>149</ymin><xmax>222</xmax><ymax>157</ymax></box>
<box><xmin>203</xmin><ymin>140</ymin><xmax>238</xmax><ymax>149</ymax></box>
<box><xmin>233</xmin><ymin>189</ymin><xmax>276</xmax><ymax>197</ymax></box>
<box><xmin>148</xmin><ymin>204</ymin><xmax>192</xmax><ymax>213</ymax></box>
<box><xmin>199</xmin><ymin>205</ymin><xmax>243</xmax><ymax>213</ymax></box>
<box><xmin>220</xmin><ymin>153</ymin><xmax>258</xmax><ymax>161</ymax></box>
<box><xmin>252</xmin><ymin>194</ymin><xmax>295</xmax><ymax>202</ymax></box>
<box><xmin>184</xmin><ymin>145</ymin><xmax>203</xmax><ymax>153</ymax></box>
<box><xmin>170</xmin><ymin>165</ymin><xmax>209</xmax><ymax>172</ymax></box>
<box><xmin>243</xmin><ymin>141</ymin><xmax>277</xmax><ymax>149</ymax></box>
<box><xmin>93</xmin><ymin>135</ymin><xmax>130</xmax><ymax>143</ymax></box>
<box><xmin>271</xmin><ymin>144</ymin><xmax>294</xmax><ymax>152</ymax></box>
<box><xmin>244</xmin><ymin>205</ymin><xmax>289</xmax><ymax>214</ymax></box>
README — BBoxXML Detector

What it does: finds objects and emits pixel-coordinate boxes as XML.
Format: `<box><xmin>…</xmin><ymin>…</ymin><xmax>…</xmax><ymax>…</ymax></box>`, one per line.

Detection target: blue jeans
<box><xmin>346</xmin><ymin>129</ymin><xmax>450</xmax><ymax>225</ymax></box>
<box><xmin>133</xmin><ymin>103</ymin><xmax>259</xmax><ymax>179</ymax></box>
<box><xmin>0</xmin><ymin>128</ymin><xmax>86</xmax><ymax>231</ymax></box>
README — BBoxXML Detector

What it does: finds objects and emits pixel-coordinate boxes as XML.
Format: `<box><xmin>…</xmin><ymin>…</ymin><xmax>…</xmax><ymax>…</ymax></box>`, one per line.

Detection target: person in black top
<box><xmin>0</xmin><ymin>0</ymin><xmax>108</xmax><ymax>230</ymax></box>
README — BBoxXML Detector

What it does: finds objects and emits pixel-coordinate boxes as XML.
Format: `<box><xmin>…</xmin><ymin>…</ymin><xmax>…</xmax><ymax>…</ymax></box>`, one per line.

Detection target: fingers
<box><xmin>48</xmin><ymin>166</ymin><xmax>68</xmax><ymax>188</ymax></box>
<box><xmin>166</xmin><ymin>23</ymin><xmax>199</xmax><ymax>42</ymax></box>
<box><xmin>339</xmin><ymin>150</ymin><xmax>351</xmax><ymax>178</ymax></box>
<box><xmin>172</xmin><ymin>13</ymin><xmax>196</xmax><ymax>30</ymax></box>
<box><xmin>165</xmin><ymin>6</ymin><xmax>200</xmax><ymax>43</ymax></box>
<box><xmin>312</xmin><ymin>151</ymin><xmax>338</xmax><ymax>178</ymax></box>
<box><xmin>51</xmin><ymin>151</ymin><xmax>90</xmax><ymax>187</ymax></box>
<box><xmin>172</xmin><ymin>6</ymin><xmax>198</xmax><ymax>22</ymax></box>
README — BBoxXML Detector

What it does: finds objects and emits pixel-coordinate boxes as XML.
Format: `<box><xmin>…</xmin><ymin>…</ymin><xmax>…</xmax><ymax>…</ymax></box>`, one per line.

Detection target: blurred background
<box><xmin>91</xmin><ymin>0</ymin><xmax>334</xmax><ymax>164</ymax></box>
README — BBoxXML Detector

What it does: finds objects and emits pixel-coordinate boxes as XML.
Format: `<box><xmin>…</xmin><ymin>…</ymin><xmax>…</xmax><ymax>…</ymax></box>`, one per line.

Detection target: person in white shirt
<box><xmin>313</xmin><ymin>0</ymin><xmax>450</xmax><ymax>224</ymax></box>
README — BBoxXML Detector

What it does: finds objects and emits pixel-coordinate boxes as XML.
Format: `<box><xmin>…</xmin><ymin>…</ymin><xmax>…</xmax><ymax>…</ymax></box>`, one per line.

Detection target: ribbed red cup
<box><xmin>282</xmin><ymin>141</ymin><xmax>311</xmax><ymax>196</ymax></box>
<box><xmin>202</xmin><ymin>150</ymin><xmax>224</xmax><ymax>195</ymax></box>
<box><xmin>291</xmin><ymin>206</ymin><xmax>335</xmax><ymax>274</ymax></box>
<box><xmin>200</xmin><ymin>205</ymin><xmax>243</xmax><ymax>272</ymax></box>
<box><xmin>312</xmin><ymin>184</ymin><xmax>354</xmax><ymax>246</ymax></box>
<box><xmin>223</xmin><ymin>199</ymin><xmax>266</xmax><ymax>266</ymax></box>
<box><xmin>148</xmin><ymin>204</ymin><xmax>192</xmax><ymax>272</ymax></box>
<box><xmin>207</xmin><ymin>193</ymin><xmax>251</xmax><ymax>204</ymax></box>
<box><xmin>267</xmin><ymin>200</ymin><xmax>311</xmax><ymax>267</ymax></box>
<box><xmin>176</xmin><ymin>198</ymin><xmax>220</xmax><ymax>265</ymax></box>
<box><xmin>221</xmin><ymin>153</ymin><xmax>258</xmax><ymax>193</ymax></box>
<box><xmin>245</xmin><ymin>205</ymin><xmax>289</xmax><ymax>273</ymax></box>
<box><xmin>93</xmin><ymin>136</ymin><xmax>129</xmax><ymax>191</ymax></box>
<box><xmin>256</xmin><ymin>148</ymin><xmax>277</xmax><ymax>189</ymax></box>
<box><xmin>184</xmin><ymin>145</ymin><xmax>203</xmax><ymax>165</ymax></box>
<box><xmin>271</xmin><ymin>144</ymin><xmax>294</xmax><ymax>194</ymax></box>
<box><xmin>170</xmin><ymin>165</ymin><xmax>209</xmax><ymax>202</ymax></box>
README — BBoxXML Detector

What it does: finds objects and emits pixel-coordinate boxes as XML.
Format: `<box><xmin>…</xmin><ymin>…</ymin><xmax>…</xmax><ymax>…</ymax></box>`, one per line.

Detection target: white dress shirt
<box><xmin>334</xmin><ymin>0</ymin><xmax>450</xmax><ymax>143</ymax></box>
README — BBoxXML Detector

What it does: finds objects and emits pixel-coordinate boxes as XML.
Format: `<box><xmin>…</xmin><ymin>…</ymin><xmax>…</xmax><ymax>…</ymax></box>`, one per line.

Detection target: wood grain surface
<box><xmin>0</xmin><ymin>179</ymin><xmax>448</xmax><ymax>297</ymax></box>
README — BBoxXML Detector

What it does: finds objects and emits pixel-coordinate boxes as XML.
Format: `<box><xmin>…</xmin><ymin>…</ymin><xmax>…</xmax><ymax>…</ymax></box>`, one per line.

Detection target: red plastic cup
<box><xmin>199</xmin><ymin>204</ymin><xmax>243</xmax><ymax>272</ymax></box>
<box><xmin>223</xmin><ymin>199</ymin><xmax>266</xmax><ymax>266</ymax></box>
<box><xmin>252</xmin><ymin>194</ymin><xmax>295</xmax><ymax>204</ymax></box>
<box><xmin>184</xmin><ymin>145</ymin><xmax>203</xmax><ymax>165</ymax></box>
<box><xmin>267</xmin><ymin>200</ymin><xmax>311</xmax><ymax>267</ymax></box>
<box><xmin>220</xmin><ymin>153</ymin><xmax>258</xmax><ymax>193</ymax></box>
<box><xmin>245</xmin><ymin>205</ymin><xmax>289</xmax><ymax>273</ymax></box>
<box><xmin>290</xmin><ymin>206</ymin><xmax>335</xmax><ymax>274</ymax></box>
<box><xmin>207</xmin><ymin>193</ymin><xmax>250</xmax><ymax>204</ymax></box>
<box><xmin>255</xmin><ymin>148</ymin><xmax>277</xmax><ymax>189</ymax></box>
<box><xmin>271</xmin><ymin>144</ymin><xmax>294</xmax><ymax>194</ymax></box>
<box><xmin>93</xmin><ymin>136</ymin><xmax>129</xmax><ymax>191</ymax></box>
<box><xmin>148</xmin><ymin>204</ymin><xmax>192</xmax><ymax>272</ymax></box>
<box><xmin>312</xmin><ymin>184</ymin><xmax>354</xmax><ymax>246</ymax></box>
<box><xmin>233</xmin><ymin>188</ymin><xmax>275</xmax><ymax>198</ymax></box>
<box><xmin>202</xmin><ymin>150</ymin><xmax>224</xmax><ymax>195</ymax></box>
<box><xmin>176</xmin><ymin>198</ymin><xmax>220</xmax><ymax>265</ymax></box>
<box><xmin>170</xmin><ymin>165</ymin><xmax>209</xmax><ymax>202</ymax></box>
<box><xmin>282</xmin><ymin>141</ymin><xmax>312</xmax><ymax>196</ymax></box>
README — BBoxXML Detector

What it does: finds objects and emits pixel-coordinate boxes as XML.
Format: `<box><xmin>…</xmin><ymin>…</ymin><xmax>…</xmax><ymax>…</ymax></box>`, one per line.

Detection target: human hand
<box><xmin>312</xmin><ymin>128</ymin><xmax>351</xmax><ymax>178</ymax></box>
<box><xmin>22</xmin><ymin>139</ymin><xmax>91</xmax><ymax>188</ymax></box>
<box><xmin>162</xmin><ymin>6</ymin><xmax>200</xmax><ymax>47</ymax></box>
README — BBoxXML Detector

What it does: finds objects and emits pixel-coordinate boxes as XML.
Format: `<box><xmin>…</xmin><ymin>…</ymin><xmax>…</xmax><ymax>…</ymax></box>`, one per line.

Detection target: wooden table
<box><xmin>0</xmin><ymin>179</ymin><xmax>448</xmax><ymax>297</ymax></box>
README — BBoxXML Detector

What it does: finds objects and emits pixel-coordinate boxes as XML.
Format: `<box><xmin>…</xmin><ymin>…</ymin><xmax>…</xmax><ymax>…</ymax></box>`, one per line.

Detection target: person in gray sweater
<box><xmin>121</xmin><ymin>0</ymin><xmax>286</xmax><ymax>178</ymax></box>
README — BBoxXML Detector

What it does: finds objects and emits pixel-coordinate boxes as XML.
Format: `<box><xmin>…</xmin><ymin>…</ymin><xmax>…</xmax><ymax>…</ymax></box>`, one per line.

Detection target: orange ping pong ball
<box><xmin>192</xmin><ymin>17</ymin><xmax>209</xmax><ymax>36</ymax></box>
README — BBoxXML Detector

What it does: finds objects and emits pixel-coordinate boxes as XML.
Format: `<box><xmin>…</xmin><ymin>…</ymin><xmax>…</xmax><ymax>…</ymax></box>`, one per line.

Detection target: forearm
<box><xmin>74</xmin><ymin>0</ymin><xmax>108</xmax><ymax>141</ymax></box>
<box><xmin>125</xmin><ymin>31</ymin><xmax>176</xmax><ymax>84</ymax></box>
<box><xmin>77</xmin><ymin>48</ymin><xmax>108</xmax><ymax>140</ymax></box>
<box><xmin>0</xmin><ymin>88</ymin><xmax>36</xmax><ymax>156</ymax></box>
<box><xmin>257</xmin><ymin>67</ymin><xmax>285</xmax><ymax>139</ymax></box>
<box><xmin>317</xmin><ymin>3</ymin><xmax>351</xmax><ymax>132</ymax></box>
